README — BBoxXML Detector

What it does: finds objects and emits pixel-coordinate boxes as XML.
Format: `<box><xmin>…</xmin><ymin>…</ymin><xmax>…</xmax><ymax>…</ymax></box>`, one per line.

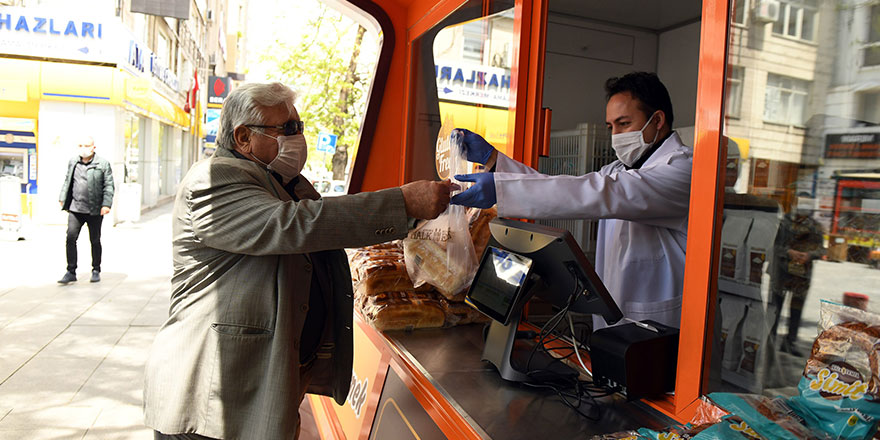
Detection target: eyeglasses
<box><xmin>246</xmin><ymin>120</ymin><xmax>305</xmax><ymax>136</ymax></box>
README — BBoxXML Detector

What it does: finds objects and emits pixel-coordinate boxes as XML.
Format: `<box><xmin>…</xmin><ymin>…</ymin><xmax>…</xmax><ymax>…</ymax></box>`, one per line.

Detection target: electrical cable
<box><xmin>568</xmin><ymin>313</ymin><xmax>592</xmax><ymax>377</ymax></box>
<box><xmin>517</xmin><ymin>269</ymin><xmax>622</xmax><ymax>422</ymax></box>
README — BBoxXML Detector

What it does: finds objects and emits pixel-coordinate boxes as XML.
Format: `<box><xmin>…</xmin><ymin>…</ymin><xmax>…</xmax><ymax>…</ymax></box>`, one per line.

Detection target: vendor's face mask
<box><xmin>611</xmin><ymin>111</ymin><xmax>660</xmax><ymax>167</ymax></box>
<box><xmin>249</xmin><ymin>129</ymin><xmax>308</xmax><ymax>183</ymax></box>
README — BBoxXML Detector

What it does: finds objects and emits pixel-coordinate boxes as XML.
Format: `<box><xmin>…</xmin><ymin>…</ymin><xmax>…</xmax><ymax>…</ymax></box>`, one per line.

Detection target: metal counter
<box><xmin>384</xmin><ymin>323</ymin><xmax>674</xmax><ymax>438</ymax></box>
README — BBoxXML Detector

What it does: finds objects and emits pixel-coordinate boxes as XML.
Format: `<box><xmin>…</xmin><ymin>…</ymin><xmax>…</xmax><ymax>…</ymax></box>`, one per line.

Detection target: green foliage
<box><xmin>257</xmin><ymin>3</ymin><xmax>370</xmax><ymax>176</ymax></box>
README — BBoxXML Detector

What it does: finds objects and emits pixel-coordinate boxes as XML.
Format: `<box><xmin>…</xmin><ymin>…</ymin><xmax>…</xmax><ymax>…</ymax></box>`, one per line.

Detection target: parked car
<box><xmin>312</xmin><ymin>180</ymin><xmax>347</xmax><ymax>197</ymax></box>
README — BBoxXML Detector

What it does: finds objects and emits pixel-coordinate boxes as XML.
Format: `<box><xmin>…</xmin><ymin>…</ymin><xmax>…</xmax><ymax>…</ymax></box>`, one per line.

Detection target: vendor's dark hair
<box><xmin>605</xmin><ymin>72</ymin><xmax>674</xmax><ymax>127</ymax></box>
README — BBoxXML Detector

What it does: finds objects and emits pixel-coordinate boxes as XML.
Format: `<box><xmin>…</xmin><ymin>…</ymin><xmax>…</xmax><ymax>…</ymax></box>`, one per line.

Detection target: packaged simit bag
<box><xmin>719</xmin><ymin>213</ymin><xmax>752</xmax><ymax>282</ymax></box>
<box><xmin>787</xmin><ymin>301</ymin><xmax>880</xmax><ymax>440</ymax></box>
<box><xmin>708</xmin><ymin>392</ymin><xmax>831</xmax><ymax>440</ymax></box>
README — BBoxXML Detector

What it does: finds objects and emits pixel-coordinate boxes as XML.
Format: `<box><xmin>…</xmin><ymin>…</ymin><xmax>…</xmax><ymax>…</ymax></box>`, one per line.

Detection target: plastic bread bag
<box><xmin>358</xmin><ymin>290</ymin><xmax>446</xmax><ymax>331</ymax></box>
<box><xmin>787</xmin><ymin>300</ymin><xmax>880</xmax><ymax>440</ymax></box>
<box><xmin>690</xmin><ymin>396</ymin><xmax>730</xmax><ymax>427</ymax></box>
<box><xmin>403</xmin><ymin>131</ymin><xmax>477</xmax><ymax>300</ymax></box>
<box><xmin>708</xmin><ymin>393</ymin><xmax>832</xmax><ymax>440</ymax></box>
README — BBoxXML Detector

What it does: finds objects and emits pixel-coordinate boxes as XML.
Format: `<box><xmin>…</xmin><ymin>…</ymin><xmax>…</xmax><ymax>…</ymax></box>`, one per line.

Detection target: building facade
<box><xmin>0</xmin><ymin>0</ymin><xmax>246</xmax><ymax>225</ymax></box>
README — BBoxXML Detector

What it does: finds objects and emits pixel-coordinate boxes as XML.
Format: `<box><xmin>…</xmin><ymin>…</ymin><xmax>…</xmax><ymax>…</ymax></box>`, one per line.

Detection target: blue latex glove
<box><xmin>450</xmin><ymin>173</ymin><xmax>496</xmax><ymax>209</ymax></box>
<box><xmin>452</xmin><ymin>128</ymin><xmax>495</xmax><ymax>165</ymax></box>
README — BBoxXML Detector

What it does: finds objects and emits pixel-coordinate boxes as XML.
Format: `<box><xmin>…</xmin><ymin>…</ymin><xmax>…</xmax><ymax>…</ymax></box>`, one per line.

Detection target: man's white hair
<box><xmin>216</xmin><ymin>82</ymin><xmax>297</xmax><ymax>150</ymax></box>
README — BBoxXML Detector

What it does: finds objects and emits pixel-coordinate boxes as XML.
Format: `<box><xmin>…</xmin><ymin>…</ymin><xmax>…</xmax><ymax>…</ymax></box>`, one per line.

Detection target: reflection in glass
<box><xmin>715</xmin><ymin>0</ymin><xmax>880</xmax><ymax>396</ymax></box>
<box><xmin>408</xmin><ymin>0</ymin><xmax>515</xmax><ymax>182</ymax></box>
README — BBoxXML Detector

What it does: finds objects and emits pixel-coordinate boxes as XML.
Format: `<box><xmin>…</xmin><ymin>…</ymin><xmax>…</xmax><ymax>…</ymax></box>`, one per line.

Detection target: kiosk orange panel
<box><xmin>668</xmin><ymin>0</ymin><xmax>731</xmax><ymax>421</ymax></box>
<box><xmin>354</xmin><ymin>0</ymin><xmax>407</xmax><ymax>192</ymax></box>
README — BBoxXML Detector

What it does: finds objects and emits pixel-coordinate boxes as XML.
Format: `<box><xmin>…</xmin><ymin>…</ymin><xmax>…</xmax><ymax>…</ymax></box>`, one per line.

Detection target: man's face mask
<box><xmin>79</xmin><ymin>145</ymin><xmax>95</xmax><ymax>158</ymax></box>
<box><xmin>249</xmin><ymin>129</ymin><xmax>308</xmax><ymax>183</ymax></box>
<box><xmin>611</xmin><ymin>111</ymin><xmax>660</xmax><ymax>167</ymax></box>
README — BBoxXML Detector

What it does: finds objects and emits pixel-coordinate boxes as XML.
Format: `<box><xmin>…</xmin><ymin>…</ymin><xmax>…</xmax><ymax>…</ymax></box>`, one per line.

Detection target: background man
<box><xmin>769</xmin><ymin>206</ymin><xmax>824</xmax><ymax>356</ymax></box>
<box><xmin>143</xmin><ymin>82</ymin><xmax>454</xmax><ymax>439</ymax></box>
<box><xmin>451</xmin><ymin>72</ymin><xmax>693</xmax><ymax>329</ymax></box>
<box><xmin>58</xmin><ymin>136</ymin><xmax>115</xmax><ymax>284</ymax></box>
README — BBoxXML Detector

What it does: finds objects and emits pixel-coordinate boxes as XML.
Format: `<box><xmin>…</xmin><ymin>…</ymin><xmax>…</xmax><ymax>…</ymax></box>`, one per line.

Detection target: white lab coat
<box><xmin>493</xmin><ymin>132</ymin><xmax>693</xmax><ymax>329</ymax></box>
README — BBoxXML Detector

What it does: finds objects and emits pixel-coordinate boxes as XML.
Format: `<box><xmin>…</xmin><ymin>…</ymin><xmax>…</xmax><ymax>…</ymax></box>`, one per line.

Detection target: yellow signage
<box><xmin>439</xmin><ymin>101</ymin><xmax>513</xmax><ymax>158</ymax></box>
<box><xmin>125</xmin><ymin>77</ymin><xmax>151</xmax><ymax>101</ymax></box>
<box><xmin>728</xmin><ymin>136</ymin><xmax>750</xmax><ymax>160</ymax></box>
<box><xmin>0</xmin><ymin>80</ymin><xmax>28</xmax><ymax>102</ymax></box>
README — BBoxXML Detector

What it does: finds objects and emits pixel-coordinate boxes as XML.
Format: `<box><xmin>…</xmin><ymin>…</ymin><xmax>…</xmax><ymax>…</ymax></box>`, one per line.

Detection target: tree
<box><xmin>257</xmin><ymin>2</ymin><xmax>372</xmax><ymax>182</ymax></box>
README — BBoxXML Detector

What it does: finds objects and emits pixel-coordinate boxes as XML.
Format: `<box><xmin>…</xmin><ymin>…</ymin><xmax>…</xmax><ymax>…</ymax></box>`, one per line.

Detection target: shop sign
<box><xmin>208</xmin><ymin>76</ymin><xmax>231</xmax><ymax>105</ymax></box>
<box><xmin>0</xmin><ymin>6</ymin><xmax>120</xmax><ymax>65</ymax></box>
<box><xmin>825</xmin><ymin>133</ymin><xmax>880</xmax><ymax>159</ymax></box>
<box><xmin>204</xmin><ymin>108</ymin><xmax>220</xmax><ymax>143</ymax></box>
<box><xmin>125</xmin><ymin>39</ymin><xmax>179</xmax><ymax>92</ymax></box>
<box><xmin>127</xmin><ymin>40</ymin><xmax>148</xmax><ymax>74</ymax></box>
<box><xmin>435</xmin><ymin>60</ymin><xmax>511</xmax><ymax>108</ymax></box>
<box><xmin>149</xmin><ymin>52</ymin><xmax>179</xmax><ymax>91</ymax></box>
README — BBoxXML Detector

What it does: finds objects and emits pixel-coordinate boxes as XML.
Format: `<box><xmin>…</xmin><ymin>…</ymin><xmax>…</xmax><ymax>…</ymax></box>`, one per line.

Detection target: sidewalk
<box><xmin>0</xmin><ymin>205</ymin><xmax>173</xmax><ymax>439</ymax></box>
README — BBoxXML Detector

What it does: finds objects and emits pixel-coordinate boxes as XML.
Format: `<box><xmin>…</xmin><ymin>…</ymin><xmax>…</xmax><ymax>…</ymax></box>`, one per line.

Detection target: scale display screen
<box><xmin>466</xmin><ymin>246</ymin><xmax>533</xmax><ymax>324</ymax></box>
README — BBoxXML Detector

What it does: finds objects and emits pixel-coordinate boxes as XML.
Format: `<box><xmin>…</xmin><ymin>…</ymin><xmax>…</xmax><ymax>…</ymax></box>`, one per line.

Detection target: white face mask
<box><xmin>611</xmin><ymin>111</ymin><xmax>660</xmax><ymax>167</ymax></box>
<box><xmin>79</xmin><ymin>146</ymin><xmax>94</xmax><ymax>158</ymax></box>
<box><xmin>249</xmin><ymin>130</ymin><xmax>308</xmax><ymax>183</ymax></box>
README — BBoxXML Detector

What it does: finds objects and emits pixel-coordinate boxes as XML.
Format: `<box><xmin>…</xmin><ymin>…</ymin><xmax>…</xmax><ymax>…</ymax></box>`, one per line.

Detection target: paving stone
<box><xmin>82</xmin><ymin>405</ymin><xmax>153</xmax><ymax>440</ymax></box>
<box><xmin>131</xmin><ymin>291</ymin><xmax>169</xmax><ymax>327</ymax></box>
<box><xmin>0</xmin><ymin>205</ymin><xmax>176</xmax><ymax>435</ymax></box>
<box><xmin>0</xmin><ymin>405</ymin><xmax>100</xmax><ymax>435</ymax></box>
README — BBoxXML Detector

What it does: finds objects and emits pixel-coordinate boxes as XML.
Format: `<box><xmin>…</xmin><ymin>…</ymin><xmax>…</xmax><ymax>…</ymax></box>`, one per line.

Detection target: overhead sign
<box><xmin>316</xmin><ymin>132</ymin><xmax>337</xmax><ymax>153</ymax></box>
<box><xmin>0</xmin><ymin>7</ymin><xmax>179</xmax><ymax>91</ymax></box>
<box><xmin>825</xmin><ymin>132</ymin><xmax>880</xmax><ymax>159</ymax></box>
<box><xmin>208</xmin><ymin>76</ymin><xmax>231</xmax><ymax>105</ymax></box>
<box><xmin>130</xmin><ymin>0</ymin><xmax>190</xmax><ymax>20</ymax></box>
<box><xmin>0</xmin><ymin>6</ymin><xmax>120</xmax><ymax>65</ymax></box>
<box><xmin>125</xmin><ymin>39</ymin><xmax>179</xmax><ymax>91</ymax></box>
<box><xmin>434</xmin><ymin>60</ymin><xmax>511</xmax><ymax>108</ymax></box>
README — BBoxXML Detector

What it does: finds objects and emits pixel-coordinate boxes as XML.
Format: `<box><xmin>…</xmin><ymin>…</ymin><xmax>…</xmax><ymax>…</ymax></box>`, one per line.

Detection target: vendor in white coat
<box><xmin>451</xmin><ymin>72</ymin><xmax>693</xmax><ymax>329</ymax></box>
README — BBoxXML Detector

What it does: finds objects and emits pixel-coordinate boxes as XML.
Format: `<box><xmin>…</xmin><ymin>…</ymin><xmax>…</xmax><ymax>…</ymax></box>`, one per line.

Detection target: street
<box><xmin>0</xmin><ymin>205</ymin><xmax>172</xmax><ymax>439</ymax></box>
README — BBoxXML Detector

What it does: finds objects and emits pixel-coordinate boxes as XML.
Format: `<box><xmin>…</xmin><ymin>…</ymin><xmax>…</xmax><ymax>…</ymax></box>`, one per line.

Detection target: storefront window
<box><xmin>408</xmin><ymin>0</ymin><xmax>515</xmax><ymax>182</ymax></box>
<box><xmin>713</xmin><ymin>0</ymin><xmax>880</xmax><ymax>397</ymax></box>
<box><xmin>123</xmin><ymin>113</ymin><xmax>140</xmax><ymax>184</ymax></box>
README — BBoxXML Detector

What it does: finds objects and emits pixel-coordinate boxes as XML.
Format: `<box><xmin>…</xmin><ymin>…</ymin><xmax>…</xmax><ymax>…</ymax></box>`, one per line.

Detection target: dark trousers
<box><xmin>770</xmin><ymin>276</ymin><xmax>810</xmax><ymax>343</ymax></box>
<box><xmin>66</xmin><ymin>211</ymin><xmax>103</xmax><ymax>273</ymax></box>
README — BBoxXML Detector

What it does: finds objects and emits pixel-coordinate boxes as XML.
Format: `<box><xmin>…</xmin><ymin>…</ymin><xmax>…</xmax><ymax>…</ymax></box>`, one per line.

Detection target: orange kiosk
<box><xmin>309</xmin><ymin>0</ymin><xmax>731</xmax><ymax>437</ymax></box>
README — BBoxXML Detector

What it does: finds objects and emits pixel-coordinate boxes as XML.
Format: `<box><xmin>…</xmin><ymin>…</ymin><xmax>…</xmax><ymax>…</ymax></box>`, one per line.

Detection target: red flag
<box><xmin>190</xmin><ymin>70</ymin><xmax>199</xmax><ymax>109</ymax></box>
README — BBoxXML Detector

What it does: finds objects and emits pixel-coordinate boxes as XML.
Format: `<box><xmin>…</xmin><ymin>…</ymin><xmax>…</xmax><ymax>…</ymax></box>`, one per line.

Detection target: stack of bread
<box><xmin>348</xmin><ymin>207</ymin><xmax>497</xmax><ymax>331</ymax></box>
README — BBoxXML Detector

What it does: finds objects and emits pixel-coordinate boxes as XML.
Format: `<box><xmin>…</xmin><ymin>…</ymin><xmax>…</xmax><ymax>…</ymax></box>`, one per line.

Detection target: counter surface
<box><xmin>384</xmin><ymin>323</ymin><xmax>674</xmax><ymax>438</ymax></box>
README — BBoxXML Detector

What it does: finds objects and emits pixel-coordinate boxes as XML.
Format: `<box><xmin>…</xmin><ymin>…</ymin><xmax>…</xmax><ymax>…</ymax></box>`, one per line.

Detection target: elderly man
<box><xmin>143</xmin><ymin>82</ymin><xmax>454</xmax><ymax>439</ymax></box>
<box><xmin>58</xmin><ymin>136</ymin><xmax>115</xmax><ymax>284</ymax></box>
